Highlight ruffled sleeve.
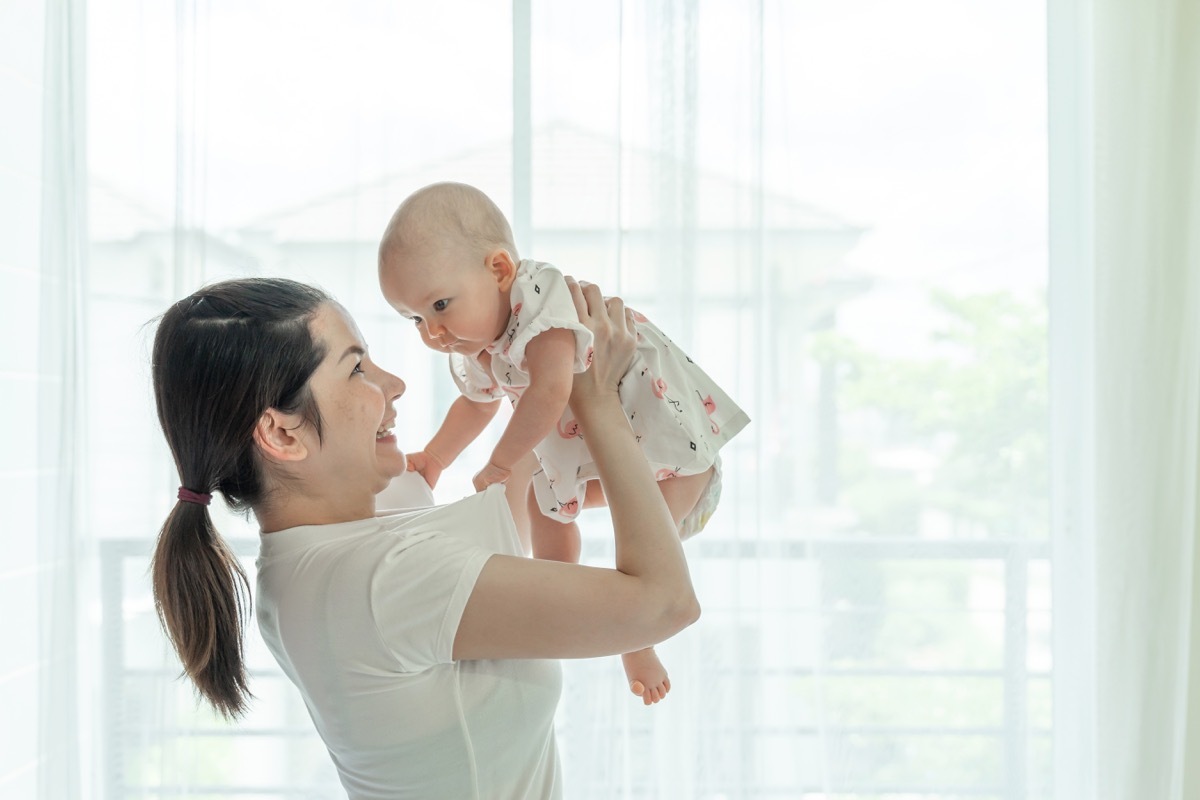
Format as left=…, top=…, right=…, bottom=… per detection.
left=448, top=353, right=501, bottom=403
left=502, top=261, right=594, bottom=373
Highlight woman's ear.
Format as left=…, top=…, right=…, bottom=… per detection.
left=488, top=248, right=518, bottom=291
left=252, top=408, right=310, bottom=463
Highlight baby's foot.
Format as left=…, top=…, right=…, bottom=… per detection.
left=622, top=647, right=671, bottom=705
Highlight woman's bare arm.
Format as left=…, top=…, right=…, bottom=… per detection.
left=453, top=281, right=699, bottom=660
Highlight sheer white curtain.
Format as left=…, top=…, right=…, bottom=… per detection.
left=0, top=2, right=51, bottom=798
left=1088, top=0, right=1200, bottom=796
left=533, top=1, right=1052, bottom=797
left=1050, top=0, right=1200, bottom=796
left=38, top=0, right=91, bottom=796
left=21, top=0, right=1159, bottom=798
left=1, top=0, right=93, bottom=798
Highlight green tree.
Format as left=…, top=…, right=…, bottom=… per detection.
left=813, top=290, right=1048, bottom=540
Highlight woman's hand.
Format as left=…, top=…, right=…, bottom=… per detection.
left=564, top=277, right=637, bottom=405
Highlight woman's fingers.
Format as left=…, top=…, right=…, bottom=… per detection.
left=565, top=276, right=605, bottom=313
left=581, top=282, right=604, bottom=320
left=604, top=293, right=626, bottom=324
left=566, top=276, right=610, bottom=331
left=564, top=275, right=637, bottom=395
left=565, top=276, right=588, bottom=321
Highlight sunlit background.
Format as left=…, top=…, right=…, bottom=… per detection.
left=9, top=0, right=1054, bottom=797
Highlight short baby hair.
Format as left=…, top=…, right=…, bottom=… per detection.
left=379, top=182, right=518, bottom=266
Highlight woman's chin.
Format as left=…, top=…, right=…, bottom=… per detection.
left=374, top=439, right=407, bottom=473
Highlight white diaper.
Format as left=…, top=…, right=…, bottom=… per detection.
left=678, top=455, right=723, bottom=540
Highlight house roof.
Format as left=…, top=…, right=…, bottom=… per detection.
left=90, top=178, right=173, bottom=241
left=241, top=122, right=862, bottom=243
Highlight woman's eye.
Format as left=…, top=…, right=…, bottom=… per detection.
left=432, top=299, right=448, bottom=312
left=352, top=362, right=364, bottom=376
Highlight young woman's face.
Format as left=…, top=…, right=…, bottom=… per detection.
left=303, top=303, right=408, bottom=495
left=380, top=244, right=512, bottom=356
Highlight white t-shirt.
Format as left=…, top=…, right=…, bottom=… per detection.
left=256, top=485, right=562, bottom=799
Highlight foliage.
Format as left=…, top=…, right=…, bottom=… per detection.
left=812, top=290, right=1048, bottom=540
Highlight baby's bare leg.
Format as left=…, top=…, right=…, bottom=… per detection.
left=659, top=467, right=716, bottom=529
left=579, top=468, right=712, bottom=530
left=528, top=483, right=582, bottom=563
left=622, top=466, right=715, bottom=704
left=504, top=452, right=538, bottom=556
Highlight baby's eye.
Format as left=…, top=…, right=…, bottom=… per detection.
left=432, top=299, right=449, bottom=312
left=411, top=316, right=423, bottom=326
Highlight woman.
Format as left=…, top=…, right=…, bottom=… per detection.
left=151, top=276, right=699, bottom=799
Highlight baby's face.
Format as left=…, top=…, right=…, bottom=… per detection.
left=381, top=246, right=511, bottom=357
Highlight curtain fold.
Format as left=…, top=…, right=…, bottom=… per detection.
left=1091, top=0, right=1200, bottom=797
left=37, top=0, right=89, bottom=798
left=44, top=0, right=1065, bottom=796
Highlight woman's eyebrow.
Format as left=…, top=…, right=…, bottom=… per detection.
left=337, top=345, right=366, bottom=363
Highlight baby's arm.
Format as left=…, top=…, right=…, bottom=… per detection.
left=473, top=328, right=577, bottom=491
left=411, top=395, right=501, bottom=488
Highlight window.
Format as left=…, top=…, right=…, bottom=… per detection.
left=84, top=1, right=1049, bottom=796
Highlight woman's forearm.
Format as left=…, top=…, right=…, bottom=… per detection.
left=572, top=392, right=699, bottom=621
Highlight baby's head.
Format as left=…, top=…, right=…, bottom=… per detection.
left=378, top=182, right=519, bottom=355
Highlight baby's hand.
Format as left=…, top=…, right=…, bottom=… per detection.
left=407, top=450, right=447, bottom=489
left=472, top=461, right=513, bottom=492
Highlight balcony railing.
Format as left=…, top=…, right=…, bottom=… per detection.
left=100, top=536, right=1051, bottom=799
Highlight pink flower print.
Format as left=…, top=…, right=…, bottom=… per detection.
left=560, top=497, right=580, bottom=517
left=656, top=468, right=678, bottom=480
left=701, top=394, right=716, bottom=414
left=558, top=418, right=581, bottom=439
left=651, top=377, right=668, bottom=399
left=512, top=302, right=522, bottom=317
left=585, top=346, right=594, bottom=367
left=710, top=421, right=721, bottom=435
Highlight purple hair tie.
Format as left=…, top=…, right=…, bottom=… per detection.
left=177, top=486, right=213, bottom=506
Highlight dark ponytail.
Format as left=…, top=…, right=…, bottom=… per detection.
left=150, top=278, right=329, bottom=718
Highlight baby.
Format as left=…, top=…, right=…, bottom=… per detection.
left=378, top=182, right=749, bottom=705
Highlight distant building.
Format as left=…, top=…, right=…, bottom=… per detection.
left=91, top=122, right=870, bottom=528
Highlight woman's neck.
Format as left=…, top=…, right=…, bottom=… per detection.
left=255, top=486, right=375, bottom=534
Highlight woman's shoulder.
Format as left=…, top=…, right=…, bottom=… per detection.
left=259, top=486, right=518, bottom=562
left=376, top=485, right=521, bottom=555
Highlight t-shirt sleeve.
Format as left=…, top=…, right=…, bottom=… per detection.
left=369, top=530, right=493, bottom=671
left=504, top=263, right=594, bottom=374
left=448, top=353, right=502, bottom=403
left=368, top=487, right=519, bottom=671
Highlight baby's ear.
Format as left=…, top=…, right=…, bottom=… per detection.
left=488, top=249, right=518, bottom=290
